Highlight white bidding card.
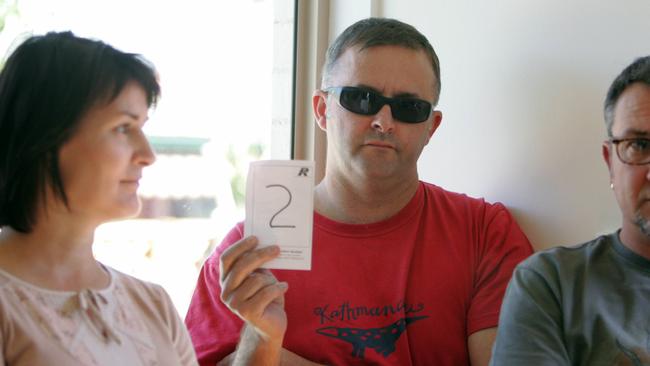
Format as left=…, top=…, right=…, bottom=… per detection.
left=245, top=160, right=314, bottom=270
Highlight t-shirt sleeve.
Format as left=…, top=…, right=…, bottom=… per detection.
left=489, top=261, right=570, bottom=365
left=185, top=224, right=246, bottom=366
left=466, top=203, right=533, bottom=334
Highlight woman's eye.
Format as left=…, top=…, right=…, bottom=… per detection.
left=116, top=124, right=129, bottom=133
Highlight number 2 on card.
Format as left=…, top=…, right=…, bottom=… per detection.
left=265, top=184, right=296, bottom=229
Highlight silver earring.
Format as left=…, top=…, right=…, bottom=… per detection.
left=610, top=183, right=614, bottom=190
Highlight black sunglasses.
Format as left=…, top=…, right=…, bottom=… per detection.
left=325, top=86, right=434, bottom=123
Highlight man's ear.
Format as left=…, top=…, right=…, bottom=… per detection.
left=603, top=141, right=614, bottom=181
left=313, top=89, right=328, bottom=132
left=425, top=110, right=443, bottom=143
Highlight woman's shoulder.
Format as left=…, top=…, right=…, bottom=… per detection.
left=102, top=265, right=171, bottom=307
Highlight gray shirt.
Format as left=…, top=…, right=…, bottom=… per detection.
left=490, top=232, right=650, bottom=366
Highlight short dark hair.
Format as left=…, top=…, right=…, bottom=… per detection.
left=0, top=31, right=160, bottom=233
left=604, top=56, right=650, bottom=136
left=321, top=17, right=441, bottom=105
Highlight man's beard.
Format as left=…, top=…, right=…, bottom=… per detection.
left=633, top=212, right=650, bottom=237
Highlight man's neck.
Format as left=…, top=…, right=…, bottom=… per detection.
left=619, top=225, right=650, bottom=261
left=314, top=171, right=420, bottom=224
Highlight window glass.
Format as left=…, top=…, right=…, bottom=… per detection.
left=0, top=0, right=295, bottom=315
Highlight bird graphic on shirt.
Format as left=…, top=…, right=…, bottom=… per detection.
left=315, top=316, right=428, bottom=359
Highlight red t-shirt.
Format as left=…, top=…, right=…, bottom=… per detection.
left=185, top=182, right=533, bottom=365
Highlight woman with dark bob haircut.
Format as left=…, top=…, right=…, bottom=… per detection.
left=0, top=32, right=197, bottom=365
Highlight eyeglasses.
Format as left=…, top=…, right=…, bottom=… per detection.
left=324, top=86, right=434, bottom=123
left=609, top=137, right=650, bottom=165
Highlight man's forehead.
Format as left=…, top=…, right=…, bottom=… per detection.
left=335, top=45, right=427, bottom=67
left=613, top=83, right=650, bottom=134
left=329, top=45, right=437, bottom=97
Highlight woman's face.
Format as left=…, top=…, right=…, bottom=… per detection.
left=56, top=81, right=155, bottom=224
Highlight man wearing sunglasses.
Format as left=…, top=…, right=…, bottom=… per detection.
left=490, top=57, right=650, bottom=365
left=186, top=18, right=532, bottom=366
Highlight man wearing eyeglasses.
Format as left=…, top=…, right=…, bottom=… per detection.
left=490, top=56, right=650, bottom=365
left=186, top=18, right=532, bottom=366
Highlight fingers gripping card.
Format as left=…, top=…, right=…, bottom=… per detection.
left=245, top=160, right=314, bottom=270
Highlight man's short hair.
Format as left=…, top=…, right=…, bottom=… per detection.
left=0, top=31, right=160, bottom=233
left=604, top=56, right=650, bottom=136
left=321, top=17, right=441, bottom=105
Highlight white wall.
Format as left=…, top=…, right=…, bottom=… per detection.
left=327, top=0, right=650, bottom=249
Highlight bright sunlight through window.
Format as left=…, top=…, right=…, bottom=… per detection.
left=0, top=0, right=295, bottom=316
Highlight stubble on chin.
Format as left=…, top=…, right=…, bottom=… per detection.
left=633, top=212, right=650, bottom=237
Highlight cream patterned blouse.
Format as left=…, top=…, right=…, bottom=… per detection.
left=0, top=265, right=197, bottom=366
